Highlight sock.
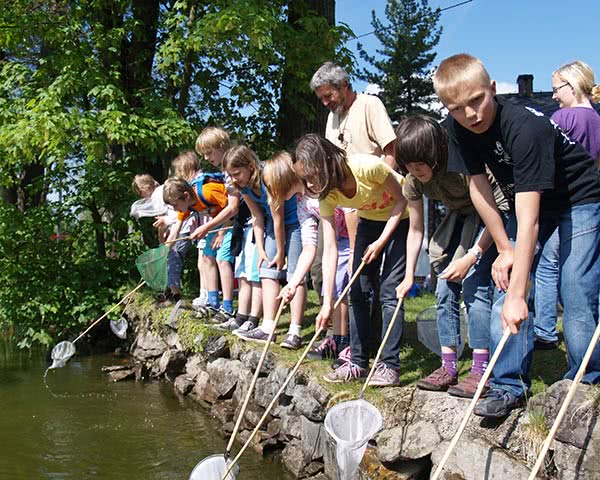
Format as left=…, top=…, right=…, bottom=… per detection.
left=247, top=315, right=260, bottom=328
left=200, top=289, right=208, bottom=302
left=471, top=351, right=489, bottom=375
left=441, top=351, right=458, bottom=377
left=223, top=299, right=234, bottom=314
left=236, top=313, right=249, bottom=324
left=208, top=291, right=220, bottom=309
left=260, top=319, right=274, bottom=334
left=333, top=335, right=349, bottom=351
left=288, top=323, right=301, bottom=337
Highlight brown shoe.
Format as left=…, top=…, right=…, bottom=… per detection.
left=448, top=370, right=489, bottom=398
left=417, top=366, right=458, bottom=391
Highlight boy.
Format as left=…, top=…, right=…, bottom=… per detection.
left=433, top=53, right=600, bottom=417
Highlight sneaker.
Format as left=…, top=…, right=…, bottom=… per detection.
left=473, top=388, right=526, bottom=418
left=332, top=346, right=352, bottom=369
left=281, top=334, right=302, bottom=350
left=534, top=336, right=559, bottom=350
left=233, top=319, right=258, bottom=335
left=448, top=370, right=489, bottom=398
left=416, top=366, right=458, bottom=392
left=192, top=296, right=208, bottom=309
left=157, top=292, right=181, bottom=308
left=323, top=361, right=367, bottom=384
left=307, top=336, right=337, bottom=360
left=367, top=362, right=401, bottom=387
left=209, top=307, right=235, bottom=325
left=215, top=317, right=243, bottom=331
left=234, top=326, right=276, bottom=344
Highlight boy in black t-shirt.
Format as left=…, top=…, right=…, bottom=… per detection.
left=433, top=53, right=600, bottom=418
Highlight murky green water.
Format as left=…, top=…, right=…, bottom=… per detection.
left=0, top=342, right=291, bottom=480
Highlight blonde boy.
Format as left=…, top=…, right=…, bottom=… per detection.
left=434, top=53, right=600, bottom=417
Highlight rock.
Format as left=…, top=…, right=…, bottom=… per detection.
left=165, top=331, right=183, bottom=350
left=211, top=399, right=235, bottom=425
left=132, top=331, right=167, bottom=360
left=307, top=380, right=331, bottom=408
left=184, top=354, right=206, bottom=380
left=103, top=365, right=137, bottom=382
left=282, top=439, right=309, bottom=478
left=292, top=385, right=325, bottom=421
left=430, top=436, right=534, bottom=479
left=192, top=370, right=219, bottom=404
left=231, top=367, right=253, bottom=408
left=174, top=373, right=195, bottom=395
left=280, top=410, right=302, bottom=442
left=554, top=437, right=600, bottom=480
left=229, top=340, right=245, bottom=360
left=204, top=335, right=229, bottom=360
left=207, top=358, right=244, bottom=398
left=378, top=420, right=441, bottom=461
left=156, top=349, right=187, bottom=378
left=255, top=366, right=293, bottom=408
left=301, top=416, right=327, bottom=461
left=358, top=448, right=429, bottom=480
left=240, top=348, right=276, bottom=374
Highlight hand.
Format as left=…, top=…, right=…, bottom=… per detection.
left=501, top=293, right=528, bottom=334
left=362, top=240, right=384, bottom=264
left=257, top=249, right=269, bottom=270
left=440, top=255, right=477, bottom=282
left=210, top=231, right=224, bottom=249
left=153, top=216, right=168, bottom=229
left=395, top=277, right=414, bottom=300
left=190, top=224, right=209, bottom=241
left=492, top=248, right=514, bottom=291
left=315, top=303, right=333, bottom=332
left=268, top=250, right=285, bottom=271
left=277, top=283, right=297, bottom=304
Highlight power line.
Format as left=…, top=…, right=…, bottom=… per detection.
left=347, top=0, right=473, bottom=41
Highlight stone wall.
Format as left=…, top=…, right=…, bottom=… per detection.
left=106, top=304, right=600, bottom=480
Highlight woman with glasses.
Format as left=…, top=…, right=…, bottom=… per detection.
left=532, top=61, right=600, bottom=351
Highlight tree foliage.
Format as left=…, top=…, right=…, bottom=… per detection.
left=0, top=0, right=348, bottom=346
left=356, top=0, right=442, bottom=121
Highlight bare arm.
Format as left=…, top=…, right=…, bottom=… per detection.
left=191, top=193, right=240, bottom=239
left=316, top=215, right=338, bottom=330
left=243, top=194, right=267, bottom=266
left=396, top=198, right=424, bottom=299
left=382, top=141, right=396, bottom=169
left=166, top=218, right=183, bottom=244
left=268, top=201, right=286, bottom=270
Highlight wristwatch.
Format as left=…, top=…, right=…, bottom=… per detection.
left=467, top=245, right=483, bottom=261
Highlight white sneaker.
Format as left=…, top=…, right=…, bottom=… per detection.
left=192, top=296, right=207, bottom=309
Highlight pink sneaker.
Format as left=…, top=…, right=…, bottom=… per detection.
left=332, top=346, right=352, bottom=369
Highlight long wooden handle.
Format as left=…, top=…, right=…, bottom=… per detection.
left=165, top=226, right=233, bottom=244
left=527, top=319, right=600, bottom=479
left=431, top=327, right=511, bottom=480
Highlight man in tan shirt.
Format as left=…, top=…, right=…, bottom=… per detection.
left=310, top=61, right=397, bottom=167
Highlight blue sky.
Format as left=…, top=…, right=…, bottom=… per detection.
left=337, top=0, right=600, bottom=95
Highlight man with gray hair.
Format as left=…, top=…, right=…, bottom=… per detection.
left=310, top=61, right=396, bottom=167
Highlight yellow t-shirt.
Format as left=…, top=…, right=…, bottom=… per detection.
left=319, top=154, right=409, bottom=222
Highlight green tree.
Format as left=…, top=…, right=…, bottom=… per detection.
left=357, top=0, right=442, bottom=120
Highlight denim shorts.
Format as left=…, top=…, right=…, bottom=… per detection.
left=201, top=229, right=234, bottom=262
left=260, top=219, right=302, bottom=282
left=234, top=224, right=260, bottom=283
left=320, top=236, right=350, bottom=299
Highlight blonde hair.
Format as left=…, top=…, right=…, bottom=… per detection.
left=222, top=145, right=261, bottom=192
left=132, top=174, right=159, bottom=196
left=195, top=127, right=231, bottom=154
left=162, top=177, right=194, bottom=207
left=263, top=151, right=299, bottom=210
left=171, top=150, right=201, bottom=181
left=553, top=61, right=600, bottom=104
left=433, top=53, right=492, bottom=104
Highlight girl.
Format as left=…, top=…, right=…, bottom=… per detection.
left=292, top=133, right=408, bottom=386
left=263, top=151, right=355, bottom=361
left=223, top=146, right=305, bottom=350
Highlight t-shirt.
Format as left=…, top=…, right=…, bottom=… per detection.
left=551, top=107, right=600, bottom=161
left=297, top=194, right=349, bottom=246
left=446, top=100, right=600, bottom=212
left=320, top=153, right=409, bottom=222
left=178, top=175, right=228, bottom=221
left=241, top=181, right=298, bottom=225
left=325, top=93, right=396, bottom=156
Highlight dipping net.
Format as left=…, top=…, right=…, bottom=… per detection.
left=324, top=399, right=383, bottom=480
left=189, top=454, right=239, bottom=480
left=135, top=244, right=169, bottom=291
left=49, top=340, right=76, bottom=369
left=416, top=305, right=468, bottom=358
left=110, top=317, right=128, bottom=339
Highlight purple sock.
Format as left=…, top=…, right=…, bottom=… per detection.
left=471, top=352, right=489, bottom=375
left=441, top=352, right=458, bottom=377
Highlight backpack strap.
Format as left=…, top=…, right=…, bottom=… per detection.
left=190, top=173, right=225, bottom=208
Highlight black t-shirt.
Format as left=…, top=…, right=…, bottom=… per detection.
left=446, top=100, right=600, bottom=212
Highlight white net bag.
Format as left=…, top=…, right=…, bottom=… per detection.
left=50, top=340, right=76, bottom=369
left=188, top=454, right=239, bottom=480
left=324, top=398, right=383, bottom=480
left=110, top=317, right=128, bottom=339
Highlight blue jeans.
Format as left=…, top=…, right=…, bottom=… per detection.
left=491, top=203, right=600, bottom=396
left=349, top=218, right=408, bottom=370
left=529, top=228, right=560, bottom=342
left=167, top=236, right=192, bottom=289
left=435, top=220, right=494, bottom=350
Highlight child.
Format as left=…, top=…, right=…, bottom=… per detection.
left=131, top=174, right=173, bottom=245
left=192, top=127, right=239, bottom=324
left=395, top=115, right=502, bottom=398
left=292, top=133, right=408, bottom=386
left=223, top=145, right=305, bottom=349
left=263, top=151, right=355, bottom=360
left=434, top=53, right=600, bottom=417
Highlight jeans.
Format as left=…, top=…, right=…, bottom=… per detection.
left=435, top=220, right=494, bottom=350
left=349, top=218, right=408, bottom=370
left=530, top=227, right=560, bottom=342
left=167, top=236, right=192, bottom=289
left=491, top=203, right=600, bottom=396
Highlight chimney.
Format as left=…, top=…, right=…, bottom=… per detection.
left=517, top=74, right=534, bottom=97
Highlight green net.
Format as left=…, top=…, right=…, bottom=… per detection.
left=135, top=244, right=169, bottom=291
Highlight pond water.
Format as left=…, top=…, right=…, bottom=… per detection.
left=0, top=342, right=291, bottom=479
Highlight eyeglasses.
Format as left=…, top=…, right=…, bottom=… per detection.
left=552, top=83, right=570, bottom=94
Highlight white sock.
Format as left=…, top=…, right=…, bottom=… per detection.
left=288, top=323, right=302, bottom=337
left=260, top=319, right=274, bottom=333
left=199, top=289, right=208, bottom=302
